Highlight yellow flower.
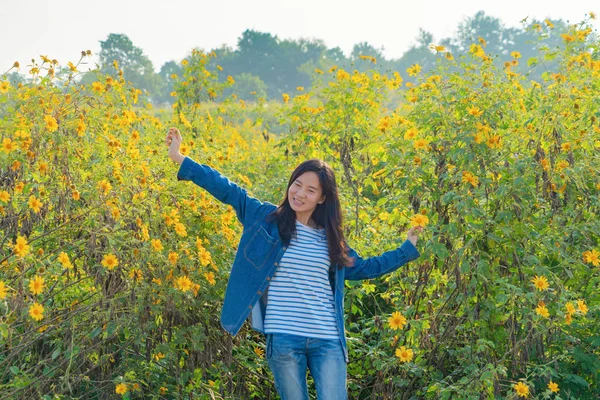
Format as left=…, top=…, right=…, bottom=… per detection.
left=29, top=275, right=45, bottom=295
left=14, top=235, right=30, bottom=257
left=97, top=180, right=112, bottom=195
left=199, top=248, right=212, bottom=267
left=72, top=190, right=80, bottom=201
left=531, top=275, right=549, bottom=291
left=44, top=115, right=58, bottom=132
left=388, top=311, right=407, bottom=330
left=205, top=271, right=216, bottom=285
left=129, top=269, right=143, bottom=282
left=565, top=313, right=572, bottom=325
left=58, top=252, right=72, bottom=269
left=28, top=195, right=43, bottom=213
left=406, top=64, right=421, bottom=76
left=296, top=86, right=304, bottom=91
left=548, top=381, right=559, bottom=393
left=0, top=281, right=8, bottom=299
left=565, top=302, right=576, bottom=316
left=540, top=159, right=550, bottom=171
left=282, top=93, right=290, bottom=103
left=410, top=214, right=429, bottom=228
left=176, top=276, right=193, bottom=292
left=0, top=191, right=10, bottom=203
left=38, top=162, right=49, bottom=174
left=462, top=172, right=479, bottom=187
left=174, top=223, right=187, bottom=237
left=151, top=239, right=164, bottom=251
left=76, top=121, right=86, bottom=136
left=413, top=138, right=429, bottom=151
left=254, top=346, right=264, bottom=357
left=395, top=346, right=414, bottom=362
left=513, top=381, right=529, bottom=397
left=67, top=61, right=78, bottom=72
left=582, top=249, right=600, bottom=266
left=238, top=174, right=252, bottom=187
left=115, top=383, right=127, bottom=395
left=101, top=254, right=119, bottom=270
left=2, top=138, right=16, bottom=154
left=535, top=301, right=550, bottom=318
left=577, top=299, right=588, bottom=315
left=29, top=302, right=45, bottom=321
left=467, top=106, right=483, bottom=117
left=168, top=252, right=178, bottom=265
left=92, top=82, right=104, bottom=92
left=545, top=19, right=554, bottom=28
left=336, top=69, right=350, bottom=80
left=0, top=81, right=10, bottom=93
left=511, top=51, right=521, bottom=59
left=159, top=386, right=168, bottom=395
left=404, top=127, right=418, bottom=140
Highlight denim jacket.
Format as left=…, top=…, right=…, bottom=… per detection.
left=177, top=156, right=420, bottom=362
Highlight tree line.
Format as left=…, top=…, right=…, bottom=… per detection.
left=10, top=11, right=580, bottom=105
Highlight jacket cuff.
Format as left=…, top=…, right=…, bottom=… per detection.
left=176, top=156, right=192, bottom=181
left=400, top=239, right=420, bottom=261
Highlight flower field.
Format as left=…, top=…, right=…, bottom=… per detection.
left=1, top=17, right=599, bottom=399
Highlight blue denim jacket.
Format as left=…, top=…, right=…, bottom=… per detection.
left=177, top=156, right=420, bottom=362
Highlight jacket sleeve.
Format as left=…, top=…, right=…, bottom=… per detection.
left=176, top=156, right=271, bottom=226
left=344, top=240, right=420, bottom=281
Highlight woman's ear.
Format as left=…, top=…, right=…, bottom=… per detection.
left=318, top=195, right=326, bottom=204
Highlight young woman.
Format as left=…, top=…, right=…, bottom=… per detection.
left=166, top=127, right=423, bottom=399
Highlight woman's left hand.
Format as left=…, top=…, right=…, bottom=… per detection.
left=407, top=226, right=424, bottom=247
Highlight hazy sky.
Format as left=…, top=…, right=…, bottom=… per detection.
left=1, top=0, right=598, bottom=73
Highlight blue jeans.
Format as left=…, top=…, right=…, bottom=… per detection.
left=266, top=333, right=347, bottom=400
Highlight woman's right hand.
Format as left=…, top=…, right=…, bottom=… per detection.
left=166, top=127, right=185, bottom=165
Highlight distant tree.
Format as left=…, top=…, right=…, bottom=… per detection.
left=98, top=33, right=161, bottom=102
left=223, top=72, right=268, bottom=102
left=155, top=61, right=183, bottom=105
left=217, top=30, right=326, bottom=98
left=391, top=29, right=437, bottom=76
left=4, top=72, right=25, bottom=86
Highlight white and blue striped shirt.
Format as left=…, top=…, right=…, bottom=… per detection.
left=264, top=220, right=339, bottom=339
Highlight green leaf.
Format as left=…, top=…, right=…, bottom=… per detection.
left=52, top=348, right=61, bottom=360
left=527, top=57, right=538, bottom=67
left=10, top=366, right=19, bottom=375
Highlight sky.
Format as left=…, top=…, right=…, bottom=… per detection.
left=0, top=0, right=598, bottom=73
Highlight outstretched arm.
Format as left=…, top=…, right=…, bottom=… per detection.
left=345, top=226, right=423, bottom=280
left=167, top=128, right=272, bottom=226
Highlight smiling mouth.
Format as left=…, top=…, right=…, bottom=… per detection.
left=293, top=197, right=304, bottom=205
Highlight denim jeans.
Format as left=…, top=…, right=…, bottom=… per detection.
left=266, top=333, right=347, bottom=400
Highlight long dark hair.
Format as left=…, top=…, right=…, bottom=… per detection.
left=267, top=159, right=354, bottom=268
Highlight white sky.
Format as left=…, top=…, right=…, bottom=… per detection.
left=0, top=0, right=598, bottom=73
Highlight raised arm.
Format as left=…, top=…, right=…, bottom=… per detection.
left=167, top=128, right=273, bottom=226
left=344, top=227, right=422, bottom=280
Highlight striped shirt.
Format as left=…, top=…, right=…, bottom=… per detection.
left=264, top=220, right=339, bottom=339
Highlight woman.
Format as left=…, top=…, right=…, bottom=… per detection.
left=166, top=127, right=423, bottom=399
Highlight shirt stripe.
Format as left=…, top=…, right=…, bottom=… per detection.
left=264, top=221, right=339, bottom=339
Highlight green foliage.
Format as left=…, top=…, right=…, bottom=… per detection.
left=1, top=14, right=599, bottom=400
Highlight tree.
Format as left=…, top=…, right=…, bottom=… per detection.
left=98, top=33, right=160, bottom=102
left=155, top=61, right=182, bottom=105
left=391, top=29, right=437, bottom=75
left=223, top=73, right=268, bottom=102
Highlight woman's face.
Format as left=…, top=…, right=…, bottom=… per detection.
left=288, top=171, right=325, bottom=218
